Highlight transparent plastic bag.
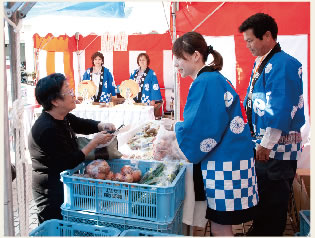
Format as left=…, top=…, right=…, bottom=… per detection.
left=153, top=125, right=187, bottom=161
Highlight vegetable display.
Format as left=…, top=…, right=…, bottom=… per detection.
left=139, top=162, right=183, bottom=186
left=82, top=159, right=142, bottom=183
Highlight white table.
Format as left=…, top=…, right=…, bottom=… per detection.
left=72, top=104, right=155, bottom=138
left=31, top=104, right=155, bottom=139
left=72, top=104, right=155, bottom=128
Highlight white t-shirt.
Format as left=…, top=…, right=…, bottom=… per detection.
left=91, top=72, right=101, bottom=96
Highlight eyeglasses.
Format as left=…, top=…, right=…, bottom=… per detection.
left=61, top=89, right=75, bottom=97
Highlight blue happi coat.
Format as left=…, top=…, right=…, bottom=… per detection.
left=244, top=50, right=305, bottom=160
left=175, top=69, right=258, bottom=212
left=130, top=68, right=162, bottom=104
left=82, top=66, right=116, bottom=103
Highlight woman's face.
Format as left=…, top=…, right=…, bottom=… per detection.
left=59, top=81, right=76, bottom=112
left=93, top=56, right=103, bottom=67
left=174, top=52, right=196, bottom=78
left=138, top=56, right=148, bottom=69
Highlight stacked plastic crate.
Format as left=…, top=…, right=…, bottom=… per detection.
left=60, top=159, right=186, bottom=235
left=296, top=210, right=310, bottom=236
left=29, top=219, right=121, bottom=236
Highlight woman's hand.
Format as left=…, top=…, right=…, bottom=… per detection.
left=92, top=131, right=114, bottom=146
left=81, top=131, right=114, bottom=157
left=98, top=122, right=116, bottom=132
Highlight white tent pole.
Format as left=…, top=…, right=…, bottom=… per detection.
left=75, top=32, right=82, bottom=82
left=172, top=2, right=179, bottom=121
left=192, top=2, right=225, bottom=32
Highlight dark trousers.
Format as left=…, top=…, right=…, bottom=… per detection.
left=247, top=155, right=297, bottom=236
left=32, top=189, right=63, bottom=224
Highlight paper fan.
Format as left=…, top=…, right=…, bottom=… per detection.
left=78, top=80, right=97, bottom=98
left=119, top=80, right=140, bottom=99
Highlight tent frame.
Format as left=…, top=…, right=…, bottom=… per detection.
left=4, top=2, right=35, bottom=236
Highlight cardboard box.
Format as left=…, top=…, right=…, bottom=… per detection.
left=289, top=168, right=310, bottom=232
left=296, top=168, right=310, bottom=197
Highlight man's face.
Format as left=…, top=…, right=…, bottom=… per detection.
left=243, top=28, right=268, bottom=57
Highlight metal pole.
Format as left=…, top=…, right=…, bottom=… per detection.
left=172, top=2, right=179, bottom=121
left=3, top=19, right=15, bottom=237
left=6, top=2, right=21, bottom=235
left=8, top=2, right=19, bottom=101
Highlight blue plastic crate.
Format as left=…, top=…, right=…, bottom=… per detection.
left=29, top=219, right=121, bottom=236
left=119, top=229, right=184, bottom=236
left=61, top=202, right=184, bottom=235
left=299, top=210, right=310, bottom=236
left=60, top=159, right=186, bottom=222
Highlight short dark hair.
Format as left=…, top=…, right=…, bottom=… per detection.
left=137, top=53, right=150, bottom=66
left=239, top=13, right=278, bottom=40
left=35, top=73, right=66, bottom=111
left=91, top=51, right=104, bottom=66
left=172, top=31, right=223, bottom=71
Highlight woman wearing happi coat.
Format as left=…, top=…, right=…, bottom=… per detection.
left=129, top=53, right=162, bottom=106
left=82, top=51, right=116, bottom=103
left=158, top=32, right=259, bottom=236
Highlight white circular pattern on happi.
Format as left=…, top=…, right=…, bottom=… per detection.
left=265, top=63, right=273, bottom=74
left=104, top=81, right=107, bottom=88
left=200, top=138, right=217, bottom=153
left=230, top=116, right=245, bottom=134
left=144, top=84, right=150, bottom=91
left=253, top=99, right=265, bottom=117
left=298, top=95, right=304, bottom=109
left=153, top=84, right=159, bottom=90
left=224, top=91, right=233, bottom=107
left=291, top=105, right=298, bottom=119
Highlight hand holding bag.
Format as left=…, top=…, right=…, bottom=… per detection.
left=76, top=136, right=122, bottom=160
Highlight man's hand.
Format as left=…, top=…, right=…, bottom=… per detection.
left=256, top=144, right=271, bottom=162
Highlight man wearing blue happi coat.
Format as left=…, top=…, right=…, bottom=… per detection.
left=239, top=13, right=305, bottom=236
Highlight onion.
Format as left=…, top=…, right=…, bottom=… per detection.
left=132, top=170, right=142, bottom=182
left=98, top=164, right=110, bottom=175
left=86, top=160, right=101, bottom=174
left=121, top=165, right=134, bottom=175
left=94, top=172, right=106, bottom=180
left=124, top=174, right=134, bottom=183
left=106, top=171, right=114, bottom=180
left=113, top=172, right=124, bottom=182
left=97, top=161, right=111, bottom=175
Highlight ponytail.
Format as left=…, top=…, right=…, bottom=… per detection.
left=172, top=32, right=224, bottom=71
left=207, top=45, right=223, bottom=71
